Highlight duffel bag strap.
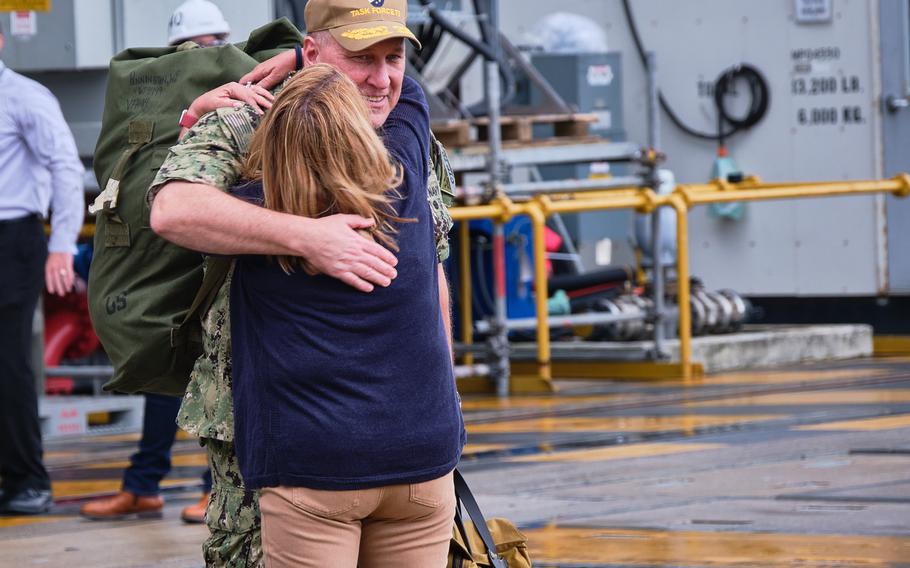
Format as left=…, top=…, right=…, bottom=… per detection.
left=454, top=469, right=508, bottom=568
left=89, top=120, right=154, bottom=215
left=452, top=508, right=471, bottom=568
left=170, top=257, right=232, bottom=347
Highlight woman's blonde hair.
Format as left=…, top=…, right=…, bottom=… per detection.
left=241, top=63, right=404, bottom=274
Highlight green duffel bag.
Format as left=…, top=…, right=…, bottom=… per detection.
left=88, top=19, right=302, bottom=396
left=449, top=471, right=532, bottom=568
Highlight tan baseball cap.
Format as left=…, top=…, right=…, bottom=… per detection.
left=305, top=0, right=421, bottom=52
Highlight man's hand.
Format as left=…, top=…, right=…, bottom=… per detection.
left=301, top=215, right=399, bottom=293
left=151, top=182, right=398, bottom=293
left=239, top=50, right=298, bottom=90
left=45, top=252, right=74, bottom=297
left=189, top=82, right=274, bottom=118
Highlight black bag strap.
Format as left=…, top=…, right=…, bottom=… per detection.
left=454, top=469, right=507, bottom=568
left=170, top=257, right=232, bottom=347
left=452, top=508, right=469, bottom=568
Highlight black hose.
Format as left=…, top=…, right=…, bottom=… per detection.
left=714, top=64, right=770, bottom=146
left=621, top=0, right=769, bottom=142
left=472, top=0, right=491, bottom=44
left=418, top=0, right=498, bottom=62
left=417, top=0, right=516, bottom=107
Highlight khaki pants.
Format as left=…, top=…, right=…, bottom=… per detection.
left=260, top=471, right=456, bottom=568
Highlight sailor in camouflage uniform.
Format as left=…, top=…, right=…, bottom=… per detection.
left=150, top=77, right=455, bottom=567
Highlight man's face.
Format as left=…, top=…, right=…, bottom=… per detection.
left=313, top=37, right=405, bottom=129
left=186, top=34, right=226, bottom=48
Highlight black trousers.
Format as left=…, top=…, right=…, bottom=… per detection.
left=122, top=393, right=213, bottom=496
left=0, top=214, right=51, bottom=492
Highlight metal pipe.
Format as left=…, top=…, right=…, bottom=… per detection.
left=450, top=203, right=510, bottom=221
left=546, top=213, right=585, bottom=273
left=449, top=175, right=910, bottom=386
left=111, top=0, right=126, bottom=54
left=458, top=221, right=474, bottom=366
left=491, top=222, right=509, bottom=397
left=645, top=51, right=666, bottom=358
left=650, top=212, right=666, bottom=357
left=476, top=310, right=649, bottom=333
left=678, top=177, right=910, bottom=204
left=46, top=365, right=114, bottom=377
left=453, top=342, right=492, bottom=354
left=503, top=176, right=647, bottom=196
left=646, top=52, right=661, bottom=152
left=447, top=142, right=645, bottom=173
left=542, top=192, right=651, bottom=215
left=483, top=0, right=509, bottom=397
left=453, top=364, right=492, bottom=379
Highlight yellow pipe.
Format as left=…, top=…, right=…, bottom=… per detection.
left=526, top=201, right=552, bottom=380
left=458, top=220, right=474, bottom=366
left=447, top=174, right=910, bottom=386
left=542, top=193, right=651, bottom=215
left=545, top=188, right=643, bottom=202
left=449, top=203, right=509, bottom=222
left=668, top=194, right=693, bottom=384
left=677, top=177, right=910, bottom=205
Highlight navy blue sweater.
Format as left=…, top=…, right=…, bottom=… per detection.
left=230, top=77, right=465, bottom=491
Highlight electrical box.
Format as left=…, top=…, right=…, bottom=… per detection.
left=531, top=52, right=624, bottom=139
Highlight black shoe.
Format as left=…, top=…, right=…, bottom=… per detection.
left=0, top=488, right=53, bottom=515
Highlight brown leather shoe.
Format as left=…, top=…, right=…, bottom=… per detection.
left=180, top=492, right=209, bottom=524
left=79, top=491, right=163, bottom=520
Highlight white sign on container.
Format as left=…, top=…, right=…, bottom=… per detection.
left=795, top=0, right=833, bottom=24
left=10, top=10, right=37, bottom=36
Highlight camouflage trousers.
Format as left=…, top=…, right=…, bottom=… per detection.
left=202, top=438, right=262, bottom=568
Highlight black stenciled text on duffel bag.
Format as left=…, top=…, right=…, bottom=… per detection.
left=87, top=19, right=302, bottom=396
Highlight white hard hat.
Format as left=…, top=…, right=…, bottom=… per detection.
left=168, top=0, right=230, bottom=46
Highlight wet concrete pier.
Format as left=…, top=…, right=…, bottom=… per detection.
left=2, top=357, right=909, bottom=567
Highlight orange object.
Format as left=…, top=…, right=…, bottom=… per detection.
left=180, top=492, right=210, bottom=524
left=79, top=491, right=164, bottom=520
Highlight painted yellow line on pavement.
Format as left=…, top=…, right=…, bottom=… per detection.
left=461, top=395, right=624, bottom=411
left=52, top=480, right=122, bottom=498
left=469, top=415, right=780, bottom=434
left=0, top=516, right=68, bottom=529
left=508, top=442, right=724, bottom=463
left=693, top=368, right=889, bottom=386
left=83, top=452, right=208, bottom=470
left=523, top=526, right=910, bottom=567
left=91, top=433, right=141, bottom=443
left=463, top=443, right=510, bottom=454
left=52, top=478, right=199, bottom=499
left=44, top=451, right=81, bottom=461
left=688, top=389, right=910, bottom=407
left=797, top=414, right=910, bottom=431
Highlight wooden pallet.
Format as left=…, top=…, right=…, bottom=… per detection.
left=431, top=113, right=599, bottom=149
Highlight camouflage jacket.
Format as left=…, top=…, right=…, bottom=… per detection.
left=150, top=102, right=455, bottom=442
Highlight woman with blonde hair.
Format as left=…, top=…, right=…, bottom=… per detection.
left=229, top=63, right=465, bottom=567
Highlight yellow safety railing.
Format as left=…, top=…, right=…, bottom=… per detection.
left=452, top=175, right=910, bottom=390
